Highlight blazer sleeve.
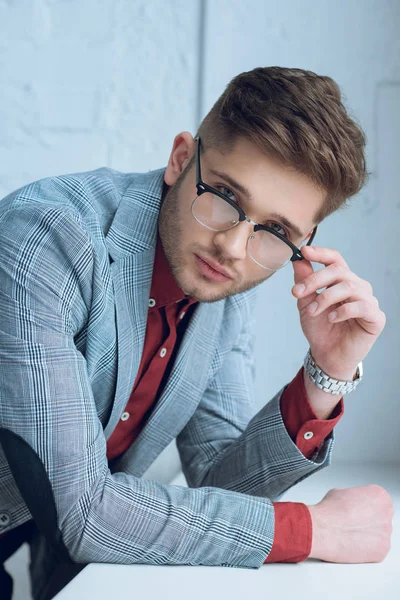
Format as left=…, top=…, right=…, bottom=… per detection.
left=175, top=288, right=335, bottom=500
left=0, top=202, right=275, bottom=568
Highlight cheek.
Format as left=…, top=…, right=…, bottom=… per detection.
left=246, top=257, right=274, bottom=282
left=180, top=194, right=199, bottom=235
left=243, top=254, right=261, bottom=273
left=181, top=207, right=212, bottom=245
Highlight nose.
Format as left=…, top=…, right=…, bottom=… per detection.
left=212, top=221, right=253, bottom=262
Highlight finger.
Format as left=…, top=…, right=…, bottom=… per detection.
left=301, top=245, right=349, bottom=269
left=303, top=281, right=358, bottom=317
left=329, top=301, right=386, bottom=335
left=292, top=253, right=314, bottom=287
left=303, top=279, right=372, bottom=317
left=292, top=263, right=361, bottom=300
left=313, top=282, right=379, bottom=318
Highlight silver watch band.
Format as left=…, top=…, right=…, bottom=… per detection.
left=304, top=348, right=363, bottom=395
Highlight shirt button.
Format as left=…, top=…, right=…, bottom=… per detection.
left=179, top=311, right=186, bottom=319
left=160, top=348, right=167, bottom=358
left=304, top=431, right=314, bottom=440
left=0, top=512, right=11, bottom=528
left=120, top=412, right=130, bottom=421
left=148, top=298, right=156, bottom=308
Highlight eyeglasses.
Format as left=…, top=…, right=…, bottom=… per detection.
left=192, top=137, right=318, bottom=271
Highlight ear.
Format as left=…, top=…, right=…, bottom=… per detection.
left=164, top=132, right=196, bottom=186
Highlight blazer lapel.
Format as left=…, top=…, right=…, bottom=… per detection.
left=103, top=165, right=226, bottom=474
left=103, top=168, right=165, bottom=439
left=112, top=298, right=225, bottom=476
left=104, top=250, right=154, bottom=440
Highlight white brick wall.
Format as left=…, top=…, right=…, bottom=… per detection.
left=0, top=0, right=199, bottom=194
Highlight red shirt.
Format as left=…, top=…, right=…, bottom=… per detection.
left=106, top=233, right=344, bottom=563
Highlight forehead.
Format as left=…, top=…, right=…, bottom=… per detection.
left=201, top=137, right=326, bottom=235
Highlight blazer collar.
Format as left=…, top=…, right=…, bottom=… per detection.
left=105, top=167, right=167, bottom=263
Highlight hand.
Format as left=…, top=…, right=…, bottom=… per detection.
left=308, top=485, right=394, bottom=563
left=291, top=245, right=386, bottom=380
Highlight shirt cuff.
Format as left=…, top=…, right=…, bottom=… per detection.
left=280, top=366, right=344, bottom=459
left=264, top=502, right=312, bottom=563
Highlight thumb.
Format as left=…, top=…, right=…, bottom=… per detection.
left=292, top=255, right=314, bottom=286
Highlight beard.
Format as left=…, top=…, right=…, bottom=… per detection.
left=158, top=172, right=275, bottom=303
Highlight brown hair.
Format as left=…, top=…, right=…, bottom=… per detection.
left=194, top=66, right=368, bottom=225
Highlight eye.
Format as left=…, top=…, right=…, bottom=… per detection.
left=217, top=185, right=238, bottom=203
left=265, top=221, right=290, bottom=238
left=216, top=185, right=290, bottom=239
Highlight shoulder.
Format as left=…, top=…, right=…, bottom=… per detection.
left=0, top=167, right=136, bottom=224
left=224, top=286, right=259, bottom=321
left=212, top=286, right=259, bottom=350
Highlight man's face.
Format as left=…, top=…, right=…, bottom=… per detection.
left=159, top=133, right=325, bottom=303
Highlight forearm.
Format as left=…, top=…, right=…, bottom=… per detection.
left=195, top=386, right=334, bottom=499
left=64, top=469, right=275, bottom=567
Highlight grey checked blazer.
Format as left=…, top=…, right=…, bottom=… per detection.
left=0, top=166, right=335, bottom=569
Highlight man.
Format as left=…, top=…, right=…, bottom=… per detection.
left=0, top=66, right=393, bottom=600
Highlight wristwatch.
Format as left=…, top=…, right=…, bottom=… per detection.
left=304, top=348, right=363, bottom=395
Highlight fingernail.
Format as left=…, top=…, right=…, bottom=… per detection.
left=294, top=283, right=306, bottom=295
left=308, top=301, right=318, bottom=314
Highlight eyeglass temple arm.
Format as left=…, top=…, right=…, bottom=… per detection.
left=195, top=137, right=202, bottom=188
left=308, top=225, right=318, bottom=246
left=292, top=225, right=318, bottom=262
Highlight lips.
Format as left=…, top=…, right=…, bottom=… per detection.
left=196, top=254, right=233, bottom=279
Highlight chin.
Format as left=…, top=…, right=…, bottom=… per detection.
left=172, top=254, right=240, bottom=302
left=191, top=277, right=237, bottom=303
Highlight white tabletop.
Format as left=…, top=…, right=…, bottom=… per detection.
left=55, top=462, right=400, bottom=600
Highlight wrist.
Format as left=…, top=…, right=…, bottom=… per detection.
left=307, top=503, right=326, bottom=560
left=315, top=366, right=357, bottom=382
left=303, top=368, right=343, bottom=420
left=308, top=353, right=358, bottom=383
left=304, top=348, right=363, bottom=401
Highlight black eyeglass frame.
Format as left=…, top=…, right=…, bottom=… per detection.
left=194, top=137, right=318, bottom=263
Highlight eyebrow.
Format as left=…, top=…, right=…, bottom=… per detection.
left=208, top=167, right=305, bottom=239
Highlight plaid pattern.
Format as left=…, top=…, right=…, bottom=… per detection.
left=0, top=166, right=335, bottom=568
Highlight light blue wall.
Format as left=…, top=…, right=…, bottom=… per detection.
left=0, top=1, right=398, bottom=477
